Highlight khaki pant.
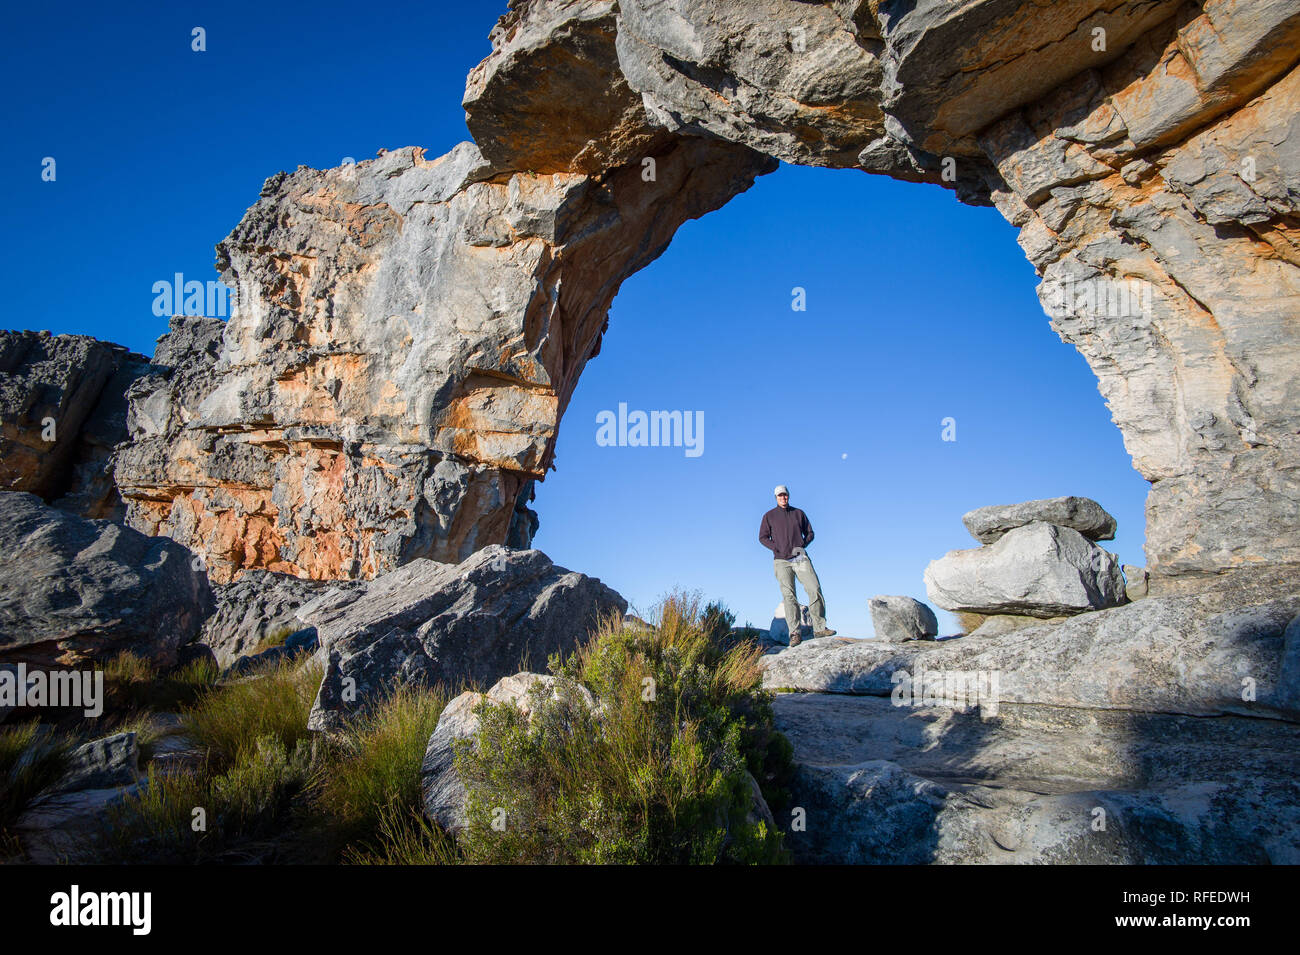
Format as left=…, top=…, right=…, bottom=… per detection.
left=774, top=556, right=827, bottom=635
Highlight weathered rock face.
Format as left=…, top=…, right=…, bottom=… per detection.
left=101, top=0, right=1299, bottom=589
left=775, top=694, right=1300, bottom=864
left=925, top=521, right=1126, bottom=617
left=306, top=544, right=626, bottom=730
left=0, top=492, right=213, bottom=668
left=0, top=331, right=149, bottom=521
left=767, top=565, right=1300, bottom=863
left=113, top=136, right=772, bottom=584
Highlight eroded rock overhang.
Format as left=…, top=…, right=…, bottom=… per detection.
left=115, top=0, right=1300, bottom=585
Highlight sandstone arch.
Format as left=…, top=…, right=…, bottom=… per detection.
left=114, top=0, right=1300, bottom=588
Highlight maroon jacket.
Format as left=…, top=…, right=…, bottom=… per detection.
left=759, top=505, right=814, bottom=561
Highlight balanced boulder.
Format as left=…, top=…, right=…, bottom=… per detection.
left=0, top=491, right=213, bottom=667
left=962, top=496, right=1116, bottom=545
left=306, top=545, right=625, bottom=730
left=924, top=521, right=1125, bottom=618
left=868, top=596, right=939, bottom=642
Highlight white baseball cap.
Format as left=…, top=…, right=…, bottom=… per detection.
left=774, top=485, right=789, bottom=496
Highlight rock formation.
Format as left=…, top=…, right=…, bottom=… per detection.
left=764, top=571, right=1300, bottom=862
left=925, top=520, right=1127, bottom=617
left=0, top=331, right=149, bottom=521
left=200, top=570, right=364, bottom=668
left=94, top=0, right=1298, bottom=594
left=0, top=492, right=213, bottom=669
left=113, top=139, right=772, bottom=584
left=305, top=544, right=626, bottom=730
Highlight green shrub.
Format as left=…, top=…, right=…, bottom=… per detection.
left=452, top=592, right=792, bottom=864
left=94, top=659, right=322, bottom=862
left=97, top=734, right=316, bottom=864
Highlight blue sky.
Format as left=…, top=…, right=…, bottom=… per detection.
left=5, top=1, right=1150, bottom=636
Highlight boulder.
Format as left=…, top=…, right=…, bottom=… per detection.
left=0, top=492, right=213, bottom=668
left=868, top=596, right=938, bottom=642
left=962, top=496, right=1117, bottom=544
left=1123, top=564, right=1150, bottom=602
left=307, top=545, right=625, bottom=730
left=421, top=671, right=595, bottom=834
left=12, top=784, right=143, bottom=864
left=924, top=522, right=1125, bottom=618
left=200, top=570, right=364, bottom=668
left=55, top=732, right=139, bottom=792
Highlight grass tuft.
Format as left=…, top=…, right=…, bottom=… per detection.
left=0, top=722, right=70, bottom=830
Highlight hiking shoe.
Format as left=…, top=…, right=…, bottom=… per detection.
left=813, top=628, right=837, bottom=638
left=788, top=631, right=802, bottom=648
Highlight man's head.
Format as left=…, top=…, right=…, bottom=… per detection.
left=774, top=484, right=789, bottom=508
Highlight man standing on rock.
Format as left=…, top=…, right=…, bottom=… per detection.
left=759, top=485, right=835, bottom=646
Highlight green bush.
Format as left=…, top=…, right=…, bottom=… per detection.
left=452, top=592, right=792, bottom=864
left=97, top=734, right=317, bottom=864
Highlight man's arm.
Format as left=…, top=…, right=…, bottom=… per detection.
left=759, top=513, right=776, bottom=552
left=800, top=511, right=814, bottom=547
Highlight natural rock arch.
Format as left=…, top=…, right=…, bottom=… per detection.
left=114, top=0, right=1300, bottom=588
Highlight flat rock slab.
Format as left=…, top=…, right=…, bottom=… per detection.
left=962, top=496, right=1117, bottom=543
left=774, top=693, right=1300, bottom=864
left=764, top=580, right=1300, bottom=721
